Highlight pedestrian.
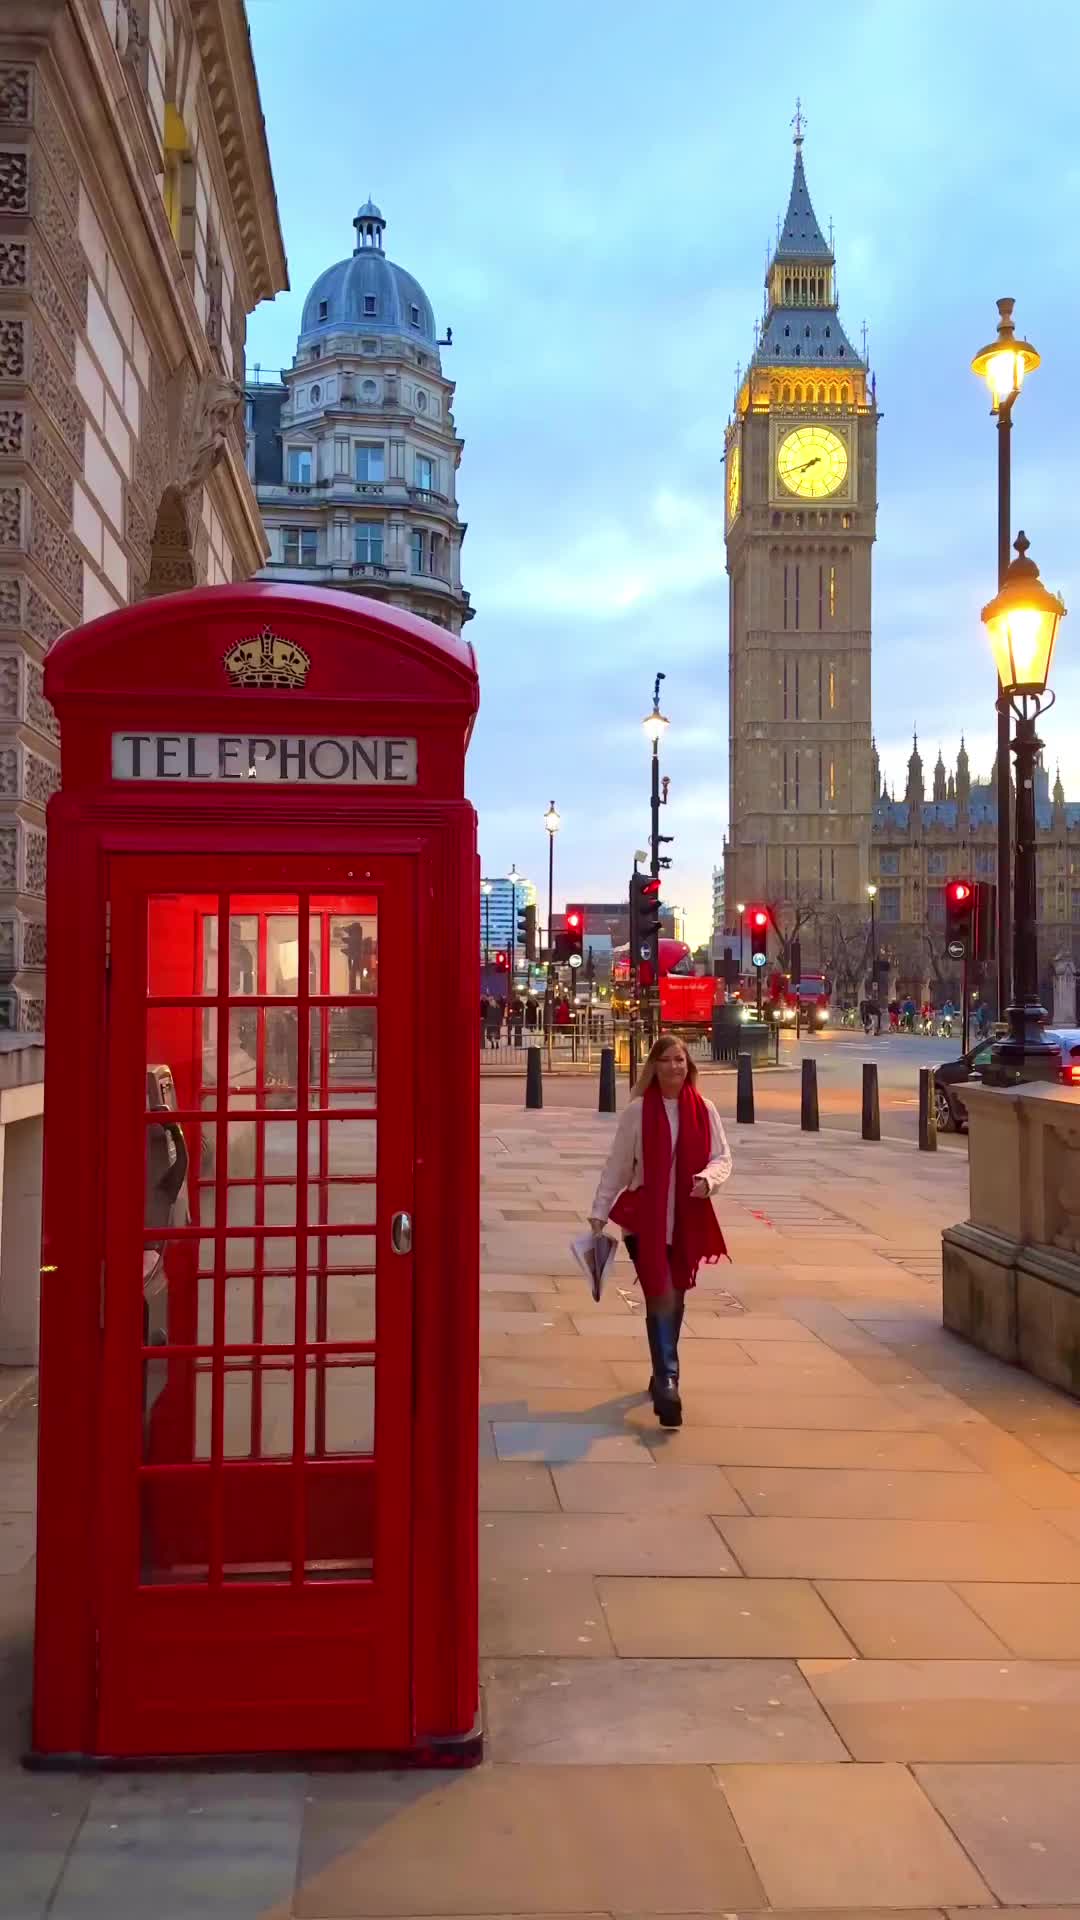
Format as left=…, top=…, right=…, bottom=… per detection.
left=511, top=997, right=524, bottom=1046
left=485, top=997, right=502, bottom=1049
left=588, top=1035, right=731, bottom=1429
left=859, top=996, right=873, bottom=1034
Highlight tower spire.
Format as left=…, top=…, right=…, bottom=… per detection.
left=791, top=96, right=806, bottom=146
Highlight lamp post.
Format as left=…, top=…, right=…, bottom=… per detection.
left=972, top=298, right=1040, bottom=1019
left=481, top=880, right=492, bottom=967
left=642, top=674, right=670, bottom=1043
left=507, top=863, right=521, bottom=993
left=735, top=901, right=745, bottom=978
left=981, top=531, right=1066, bottom=1078
left=543, top=800, right=561, bottom=1058
left=866, top=884, right=880, bottom=1032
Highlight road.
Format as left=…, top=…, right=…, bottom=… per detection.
left=481, top=1026, right=971, bottom=1153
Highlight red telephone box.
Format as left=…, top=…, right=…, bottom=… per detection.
left=32, top=584, right=480, bottom=1763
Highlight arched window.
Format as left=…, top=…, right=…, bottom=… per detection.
left=841, top=382, right=850, bottom=403
left=782, top=383, right=791, bottom=404
left=770, top=380, right=780, bottom=403
left=794, top=383, right=803, bottom=403
left=817, top=384, right=825, bottom=403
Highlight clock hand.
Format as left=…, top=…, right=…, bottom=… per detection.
left=789, top=455, right=822, bottom=473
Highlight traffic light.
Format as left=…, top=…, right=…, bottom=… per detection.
left=630, top=874, right=662, bottom=963
left=747, top=905, right=769, bottom=963
left=945, top=878, right=975, bottom=953
left=494, top=949, right=509, bottom=973
left=564, top=905, right=584, bottom=961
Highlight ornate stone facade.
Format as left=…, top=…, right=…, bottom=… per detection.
left=246, top=199, right=472, bottom=634
left=0, top=2, right=287, bottom=1027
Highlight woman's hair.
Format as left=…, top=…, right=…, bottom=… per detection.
left=632, top=1033, right=698, bottom=1099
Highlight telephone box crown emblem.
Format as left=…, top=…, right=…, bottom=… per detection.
left=224, top=628, right=310, bottom=690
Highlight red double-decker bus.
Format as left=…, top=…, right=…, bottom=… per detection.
left=611, top=939, right=719, bottom=1026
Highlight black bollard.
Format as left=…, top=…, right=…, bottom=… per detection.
left=862, top=1062, right=881, bottom=1141
left=918, top=1066, right=937, bottom=1151
left=525, top=1045, right=543, bottom=1111
left=801, top=1056, right=820, bottom=1132
left=736, top=1050, right=755, bottom=1124
left=599, top=1046, right=617, bottom=1114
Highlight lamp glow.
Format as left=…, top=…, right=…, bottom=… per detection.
left=981, top=532, right=1065, bottom=697
left=543, top=800, right=561, bottom=836
left=972, top=298, right=1040, bottom=415
left=642, top=705, right=669, bottom=744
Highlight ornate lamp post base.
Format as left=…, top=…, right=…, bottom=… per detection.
left=990, top=694, right=1058, bottom=1084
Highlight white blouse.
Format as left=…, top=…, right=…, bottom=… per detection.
left=590, top=1094, right=733, bottom=1244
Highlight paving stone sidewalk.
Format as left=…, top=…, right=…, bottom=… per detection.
left=4, top=1109, right=1080, bottom=1914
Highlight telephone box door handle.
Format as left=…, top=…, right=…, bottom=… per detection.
left=391, top=1211, right=413, bottom=1255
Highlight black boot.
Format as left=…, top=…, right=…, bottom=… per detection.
left=645, top=1310, right=682, bottom=1428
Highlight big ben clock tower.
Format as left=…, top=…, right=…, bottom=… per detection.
left=724, top=109, right=877, bottom=959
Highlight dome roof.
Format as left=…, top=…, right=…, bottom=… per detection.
left=299, top=201, right=437, bottom=347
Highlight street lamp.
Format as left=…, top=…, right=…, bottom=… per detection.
left=507, top=863, right=521, bottom=989
left=481, top=880, right=492, bottom=966
left=866, top=884, right=880, bottom=1032
left=642, top=673, right=670, bottom=1041
left=981, top=530, right=1066, bottom=1078
left=543, top=801, right=561, bottom=1051
left=972, top=297, right=1040, bottom=1019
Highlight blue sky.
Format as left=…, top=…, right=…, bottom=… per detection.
left=245, top=0, right=1080, bottom=944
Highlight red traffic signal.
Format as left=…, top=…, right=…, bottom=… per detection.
left=564, top=905, right=584, bottom=960
left=748, top=906, right=768, bottom=932
left=945, top=878, right=975, bottom=953
left=948, top=881, right=972, bottom=906
left=494, top=949, right=509, bottom=972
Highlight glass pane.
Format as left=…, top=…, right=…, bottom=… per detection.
left=267, top=912, right=307, bottom=996
left=222, top=1357, right=296, bottom=1460
left=140, top=1472, right=209, bottom=1586
left=309, top=1233, right=376, bottom=1272
left=328, top=914, right=378, bottom=995
left=310, top=1008, right=377, bottom=1107
left=229, top=914, right=258, bottom=995
left=142, top=1349, right=200, bottom=1463
left=144, top=1110, right=192, bottom=1232
left=148, top=896, right=216, bottom=997
left=311, top=1184, right=376, bottom=1227
left=147, top=1008, right=207, bottom=1115
left=140, top=1237, right=202, bottom=1345
left=201, top=1009, right=302, bottom=1111
left=308, top=1358, right=374, bottom=1457
left=308, top=1271, right=375, bottom=1345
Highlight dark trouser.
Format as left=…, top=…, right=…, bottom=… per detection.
left=625, top=1235, right=684, bottom=1386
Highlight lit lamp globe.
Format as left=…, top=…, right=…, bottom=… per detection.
left=971, top=298, right=1040, bottom=413
left=866, top=884, right=877, bottom=900
left=981, top=533, right=1065, bottom=698
left=642, top=704, right=669, bottom=744
left=543, top=801, right=561, bottom=836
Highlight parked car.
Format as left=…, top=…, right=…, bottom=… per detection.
left=934, top=1027, right=1080, bottom=1132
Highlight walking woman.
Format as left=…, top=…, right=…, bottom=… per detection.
left=589, top=1035, right=731, bottom=1428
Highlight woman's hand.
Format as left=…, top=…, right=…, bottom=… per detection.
left=588, top=1216, right=607, bottom=1236
left=690, top=1176, right=710, bottom=1199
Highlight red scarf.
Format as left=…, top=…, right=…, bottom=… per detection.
left=610, top=1080, right=727, bottom=1299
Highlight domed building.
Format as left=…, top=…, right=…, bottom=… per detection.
left=244, top=200, right=472, bottom=631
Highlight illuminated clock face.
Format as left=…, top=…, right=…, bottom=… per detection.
left=776, top=426, right=848, bottom=498
left=727, top=442, right=741, bottom=524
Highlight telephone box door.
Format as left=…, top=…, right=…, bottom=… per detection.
left=97, top=852, right=415, bottom=1755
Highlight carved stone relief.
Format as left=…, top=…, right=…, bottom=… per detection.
left=22, top=997, right=44, bottom=1034
left=21, top=918, right=45, bottom=969
left=0, top=409, right=24, bottom=457
left=0, top=68, right=31, bottom=124
left=23, top=749, right=59, bottom=808
left=28, top=493, right=80, bottom=611
left=0, top=486, right=22, bottom=549
left=0, top=150, right=29, bottom=216
left=0, top=828, right=16, bottom=890
left=145, top=486, right=197, bottom=596
left=0, top=750, right=16, bottom=794
left=0, top=922, right=13, bottom=972
left=33, top=252, right=80, bottom=361
left=23, top=826, right=46, bottom=896
left=0, top=580, right=20, bottom=628
left=26, top=661, right=57, bottom=739
left=34, top=80, right=77, bottom=216
left=0, top=240, right=27, bottom=289
left=0, top=656, right=20, bottom=719
left=25, top=585, right=66, bottom=653
left=0, top=320, right=25, bottom=378
left=29, top=418, right=73, bottom=518
left=30, top=333, right=83, bottom=458
left=30, top=160, right=80, bottom=312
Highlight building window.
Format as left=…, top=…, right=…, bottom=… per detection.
left=244, top=398, right=254, bottom=430
left=318, top=299, right=328, bottom=322
left=794, top=658, right=800, bottom=717
left=283, top=527, right=317, bottom=567
left=829, top=564, right=837, bottom=617
left=794, top=563, right=800, bottom=630
left=355, top=443, right=385, bottom=483
left=1072, top=888, right=1080, bottom=921
left=783, top=565, right=789, bottom=631
left=818, top=565, right=824, bottom=629
left=783, top=659, right=788, bottom=720
left=829, top=760, right=836, bottom=803
left=830, top=847, right=836, bottom=899
left=354, top=525, right=384, bottom=566
left=818, top=849, right=824, bottom=900
left=364, top=295, right=377, bottom=315
left=287, top=448, right=312, bottom=485
left=409, top=528, right=426, bottom=573
left=818, top=751, right=824, bottom=809
left=410, top=303, right=420, bottom=325
left=416, top=390, right=428, bottom=412
left=361, top=377, right=378, bottom=399
left=928, top=886, right=946, bottom=924
left=828, top=668, right=836, bottom=710
left=311, top=345, right=321, bottom=360
left=927, top=851, right=947, bottom=876
left=975, top=848, right=994, bottom=876
left=878, top=851, right=900, bottom=876
left=880, top=887, right=901, bottom=921
left=309, top=384, right=321, bottom=404
left=783, top=751, right=789, bottom=810
left=414, top=454, right=434, bottom=491
left=794, top=751, right=800, bottom=810
left=841, top=512, right=852, bottom=529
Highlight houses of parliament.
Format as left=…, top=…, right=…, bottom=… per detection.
left=723, top=113, right=1080, bottom=1007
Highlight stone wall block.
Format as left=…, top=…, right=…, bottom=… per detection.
left=0, top=406, right=25, bottom=457
left=23, top=823, right=45, bottom=897
left=29, top=331, right=84, bottom=460
left=0, top=68, right=32, bottom=125
left=22, top=747, right=58, bottom=808
left=29, top=416, right=74, bottom=518
left=0, top=147, right=29, bottom=216
left=0, top=483, right=24, bottom=552
left=20, top=915, right=45, bottom=968
left=26, top=660, right=58, bottom=738
left=0, top=580, right=20, bottom=628
left=0, top=239, right=28, bottom=290
left=0, top=318, right=26, bottom=379
left=24, top=585, right=66, bottom=653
